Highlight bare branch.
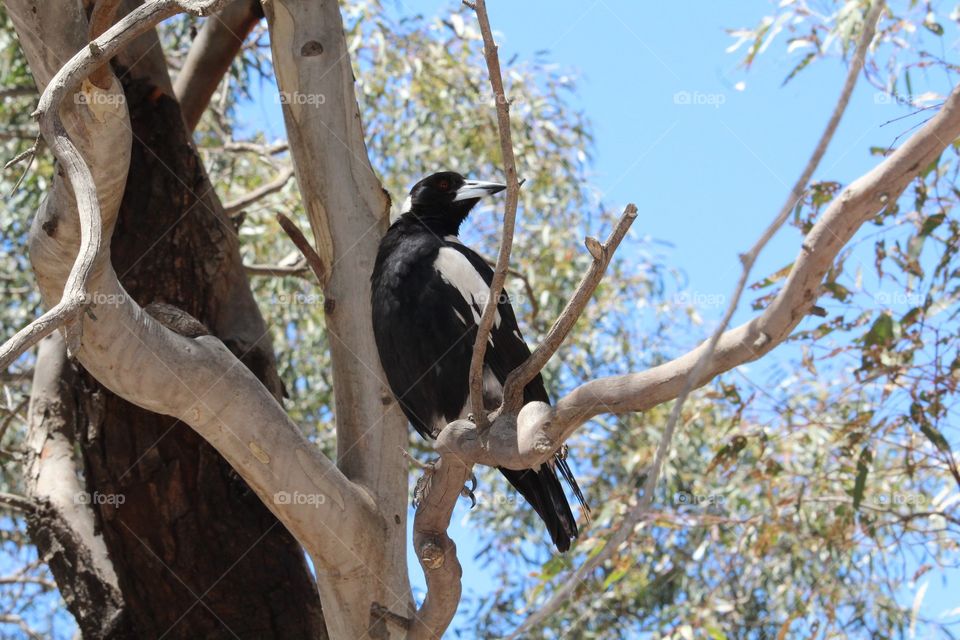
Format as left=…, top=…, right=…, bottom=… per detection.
left=499, top=204, right=638, bottom=413
left=466, top=0, right=522, bottom=429
left=174, top=0, right=264, bottom=131
left=224, top=165, right=295, bottom=217
left=506, top=3, right=896, bottom=632
left=275, top=212, right=328, bottom=287
left=408, top=457, right=472, bottom=640
left=0, top=369, right=33, bottom=384
left=0, top=86, right=35, bottom=100
left=222, top=140, right=288, bottom=155
left=245, top=260, right=310, bottom=278
left=0, top=492, right=35, bottom=514
left=0, top=0, right=230, bottom=371
left=23, top=333, right=128, bottom=637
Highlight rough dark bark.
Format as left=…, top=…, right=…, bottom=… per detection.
left=25, top=334, right=133, bottom=640
left=67, top=50, right=325, bottom=640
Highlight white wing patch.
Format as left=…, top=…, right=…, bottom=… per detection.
left=434, top=247, right=502, bottom=329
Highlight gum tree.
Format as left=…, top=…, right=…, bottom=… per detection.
left=1, top=1, right=958, bottom=638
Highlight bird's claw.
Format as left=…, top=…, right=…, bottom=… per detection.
left=460, top=473, right=478, bottom=508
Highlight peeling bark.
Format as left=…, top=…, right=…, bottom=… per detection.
left=9, top=1, right=324, bottom=637
left=25, top=333, right=132, bottom=639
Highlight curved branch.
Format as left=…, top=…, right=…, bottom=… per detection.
left=408, top=457, right=472, bottom=640
left=224, top=165, right=295, bottom=217
left=0, top=0, right=227, bottom=371
left=7, top=2, right=389, bottom=638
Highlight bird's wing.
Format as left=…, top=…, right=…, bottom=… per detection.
left=438, top=242, right=550, bottom=405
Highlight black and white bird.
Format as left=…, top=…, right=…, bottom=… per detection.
left=371, top=171, right=586, bottom=552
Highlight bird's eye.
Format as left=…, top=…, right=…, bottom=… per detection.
left=437, top=179, right=450, bottom=191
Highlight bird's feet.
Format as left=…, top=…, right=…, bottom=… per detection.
left=460, top=473, right=478, bottom=508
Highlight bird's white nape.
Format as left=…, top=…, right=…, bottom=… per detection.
left=434, top=247, right=502, bottom=329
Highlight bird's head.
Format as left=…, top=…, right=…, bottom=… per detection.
left=399, top=171, right=506, bottom=235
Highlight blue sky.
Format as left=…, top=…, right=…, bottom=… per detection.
left=384, top=0, right=958, bottom=632
left=236, top=0, right=958, bottom=634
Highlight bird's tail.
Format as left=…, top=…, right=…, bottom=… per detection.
left=499, top=457, right=584, bottom=552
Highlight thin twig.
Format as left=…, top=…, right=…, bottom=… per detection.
left=244, top=260, right=310, bottom=278
left=224, top=165, right=295, bottom=217
left=499, top=205, right=637, bottom=414
left=275, top=212, right=327, bottom=287
left=0, top=86, right=36, bottom=100
left=0, top=492, right=35, bottom=514
left=506, top=3, right=885, bottom=635
left=467, top=0, right=522, bottom=430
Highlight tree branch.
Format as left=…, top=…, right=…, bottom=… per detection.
left=498, top=204, right=638, bottom=414
left=6, top=1, right=391, bottom=637
left=505, top=3, right=903, bottom=633
left=275, top=212, right=327, bottom=287
left=23, top=332, right=129, bottom=637
left=0, top=492, right=35, bottom=514
left=174, top=0, right=264, bottom=131
left=407, top=457, right=472, bottom=640
left=0, top=86, right=36, bottom=100
left=224, top=165, right=294, bottom=217
left=466, top=0, right=522, bottom=429
left=0, top=0, right=228, bottom=372
left=262, top=2, right=414, bottom=633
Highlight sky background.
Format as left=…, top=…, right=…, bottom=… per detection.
left=240, top=0, right=958, bottom=634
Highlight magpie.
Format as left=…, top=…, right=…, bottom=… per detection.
left=371, top=171, right=586, bottom=552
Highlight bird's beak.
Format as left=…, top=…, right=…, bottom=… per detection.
left=453, top=180, right=507, bottom=202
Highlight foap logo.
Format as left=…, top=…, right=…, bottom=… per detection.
left=90, top=292, right=128, bottom=307
left=75, top=91, right=126, bottom=107
left=871, top=492, right=928, bottom=507
left=673, top=490, right=725, bottom=507
left=274, top=491, right=327, bottom=506
left=277, top=91, right=327, bottom=106
left=674, top=290, right=727, bottom=308
left=271, top=291, right=325, bottom=306
left=874, top=291, right=924, bottom=307
left=673, top=90, right=726, bottom=108
left=75, top=491, right=126, bottom=506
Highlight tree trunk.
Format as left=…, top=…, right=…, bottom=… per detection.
left=44, top=7, right=326, bottom=638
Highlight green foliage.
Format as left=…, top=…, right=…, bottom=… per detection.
left=0, top=1, right=958, bottom=639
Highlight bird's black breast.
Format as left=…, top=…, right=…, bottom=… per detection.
left=372, top=220, right=549, bottom=438
left=372, top=225, right=472, bottom=437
